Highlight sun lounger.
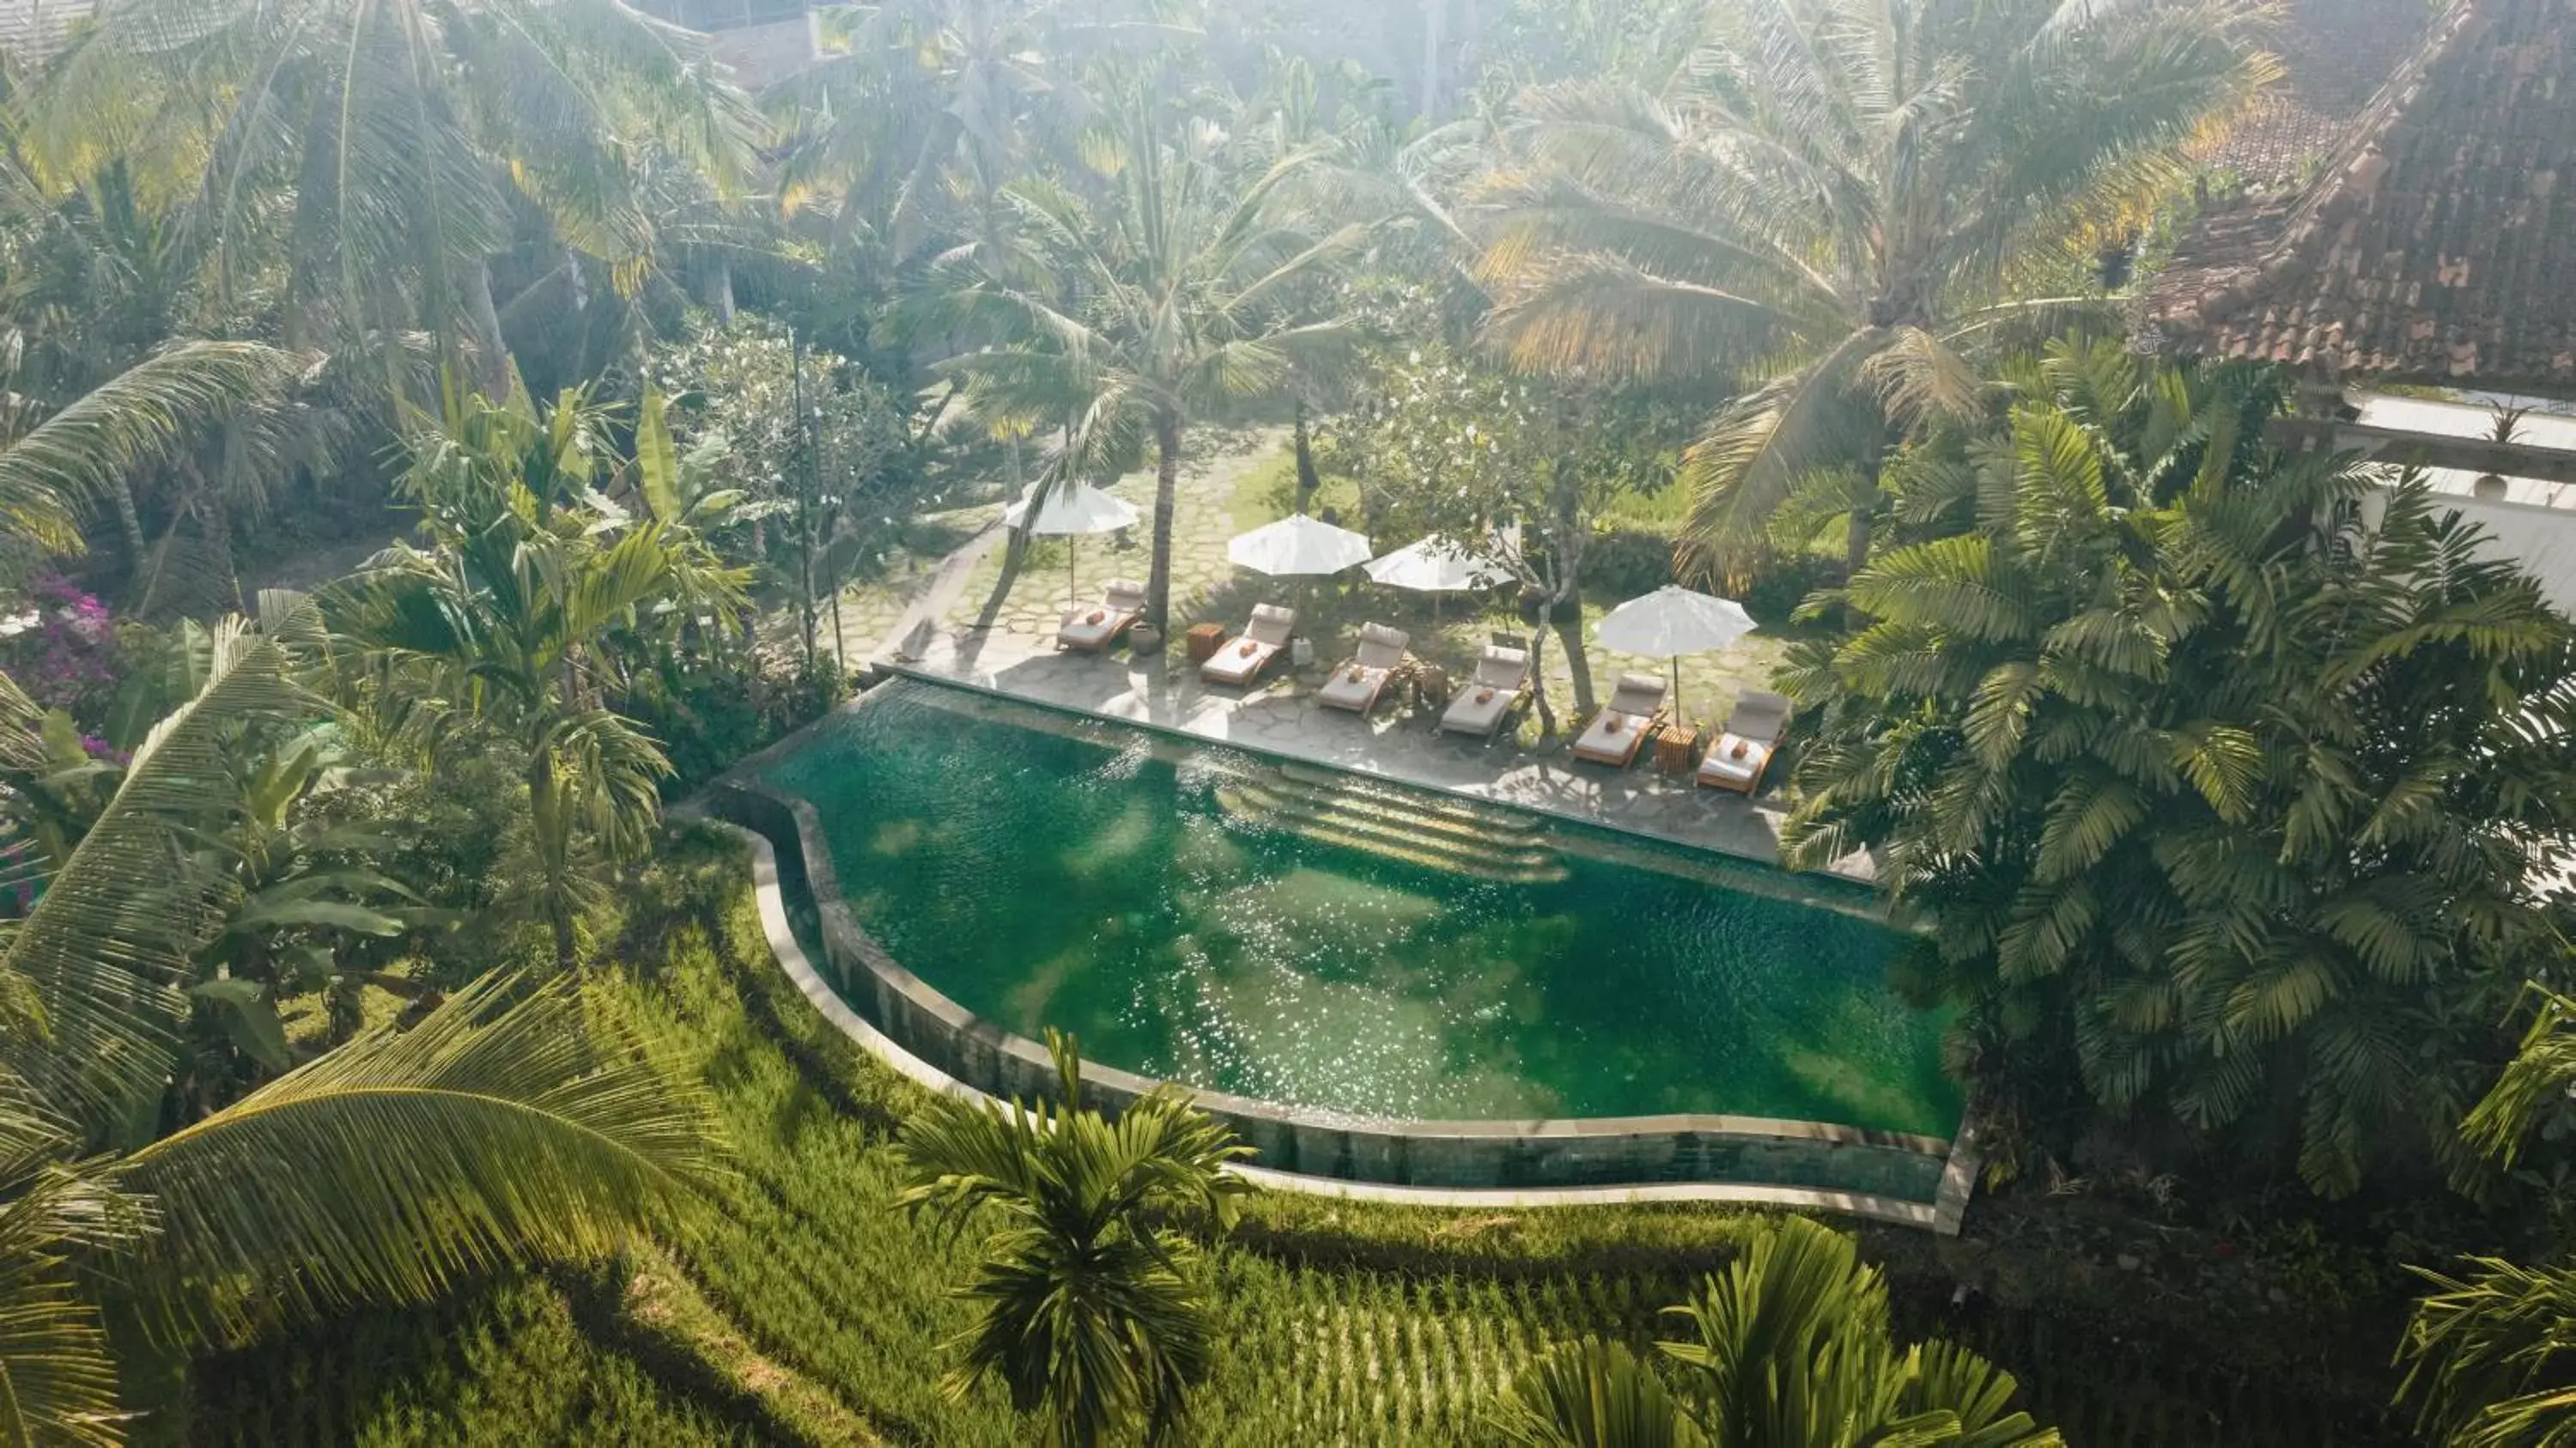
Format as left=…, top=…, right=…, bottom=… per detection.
left=1698, top=690, right=1792, bottom=794
left=1437, top=644, right=1533, bottom=740
left=1318, top=623, right=1410, bottom=715
left=1200, top=603, right=1297, bottom=687
left=1572, top=672, right=1669, bottom=768
left=1057, top=578, right=1147, bottom=653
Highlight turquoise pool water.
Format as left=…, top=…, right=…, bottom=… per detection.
left=760, top=681, right=1959, bottom=1138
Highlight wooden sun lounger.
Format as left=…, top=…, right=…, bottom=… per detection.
left=1698, top=690, right=1793, bottom=794
left=1317, top=624, right=1411, bottom=715
left=1200, top=603, right=1297, bottom=686
left=1437, top=644, right=1534, bottom=740
left=1572, top=672, right=1670, bottom=768
left=1056, top=578, right=1147, bottom=653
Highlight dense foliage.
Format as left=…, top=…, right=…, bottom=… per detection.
left=1781, top=344, right=2576, bottom=1197
left=0, top=0, right=2569, bottom=1439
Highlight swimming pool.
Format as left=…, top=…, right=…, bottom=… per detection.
left=754, top=679, right=1959, bottom=1142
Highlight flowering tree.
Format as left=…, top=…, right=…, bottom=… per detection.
left=1336, top=340, right=1679, bottom=725
left=648, top=319, right=917, bottom=666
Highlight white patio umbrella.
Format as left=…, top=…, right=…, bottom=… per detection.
left=1364, top=533, right=1511, bottom=626
left=1593, top=584, right=1758, bottom=722
left=1227, top=513, right=1373, bottom=575
left=1363, top=534, right=1511, bottom=593
left=1227, top=514, right=1372, bottom=643
left=1005, top=481, right=1140, bottom=607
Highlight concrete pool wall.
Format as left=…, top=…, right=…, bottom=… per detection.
left=702, top=755, right=1978, bottom=1232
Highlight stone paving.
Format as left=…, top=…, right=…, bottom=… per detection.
left=879, top=434, right=1868, bottom=880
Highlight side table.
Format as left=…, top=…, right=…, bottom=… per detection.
left=1653, top=722, right=1701, bottom=778
left=1183, top=621, right=1228, bottom=664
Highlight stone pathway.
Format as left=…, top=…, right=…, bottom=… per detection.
left=879, top=432, right=1858, bottom=877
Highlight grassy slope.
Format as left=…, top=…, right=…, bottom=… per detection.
left=183, top=833, right=2401, bottom=1446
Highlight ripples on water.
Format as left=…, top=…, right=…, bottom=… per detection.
left=764, top=685, right=1960, bottom=1137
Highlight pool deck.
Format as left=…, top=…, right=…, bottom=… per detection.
left=886, top=621, right=1877, bottom=885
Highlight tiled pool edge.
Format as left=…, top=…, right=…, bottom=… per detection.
left=876, top=662, right=1893, bottom=904
left=695, top=776, right=1978, bottom=1233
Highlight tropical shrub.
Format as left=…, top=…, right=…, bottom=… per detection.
left=324, top=384, right=749, bottom=969
left=895, top=1034, right=1254, bottom=1448
left=1490, top=1216, right=2057, bottom=1446
left=1782, top=344, right=2576, bottom=1196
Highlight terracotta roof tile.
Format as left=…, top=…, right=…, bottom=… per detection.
left=2142, top=0, right=2576, bottom=392
left=2197, top=0, right=2438, bottom=183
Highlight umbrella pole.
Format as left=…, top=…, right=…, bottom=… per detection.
left=1671, top=656, right=1683, bottom=730
left=1068, top=537, right=1078, bottom=611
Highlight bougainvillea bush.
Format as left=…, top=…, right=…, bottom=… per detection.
left=0, top=574, right=131, bottom=725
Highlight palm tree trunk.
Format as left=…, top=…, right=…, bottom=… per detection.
left=1293, top=400, right=1321, bottom=512
left=1146, top=417, right=1183, bottom=635
left=528, top=745, right=577, bottom=974
left=465, top=259, right=514, bottom=402
left=1842, top=484, right=1879, bottom=630
left=108, top=476, right=149, bottom=579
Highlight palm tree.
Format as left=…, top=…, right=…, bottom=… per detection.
left=323, top=384, right=747, bottom=970
left=0, top=609, right=717, bottom=1444
left=1662, top=1217, right=2055, bottom=1445
left=1472, top=0, right=2273, bottom=579
left=895, top=1032, right=1251, bottom=1448
left=896, top=85, right=1362, bottom=634
left=1494, top=1337, right=1704, bottom=1448
left=1492, top=1218, right=2054, bottom=1446
left=29, top=0, right=763, bottom=398
left=2398, top=985, right=2576, bottom=1447
left=1783, top=344, right=2576, bottom=1196
left=0, top=341, right=298, bottom=563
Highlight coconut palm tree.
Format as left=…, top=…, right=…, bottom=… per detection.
left=895, top=1032, right=1251, bottom=1448
left=28, top=0, right=764, bottom=398
left=1492, top=1218, right=2054, bottom=1447
left=771, top=0, right=1171, bottom=265
left=1473, top=0, right=2274, bottom=579
left=895, top=84, right=1362, bottom=634
left=0, top=609, right=716, bottom=1445
left=322, top=384, right=747, bottom=970
left=0, top=341, right=298, bottom=563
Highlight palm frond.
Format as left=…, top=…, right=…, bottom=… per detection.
left=1491, top=1336, right=1704, bottom=1448
left=0, top=343, right=297, bottom=553
left=109, top=971, right=719, bottom=1341
left=3, top=613, right=322, bottom=1135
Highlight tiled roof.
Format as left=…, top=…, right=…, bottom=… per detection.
left=2196, top=0, right=2437, bottom=183
left=2141, top=0, right=2576, bottom=392
left=0, top=0, right=92, bottom=64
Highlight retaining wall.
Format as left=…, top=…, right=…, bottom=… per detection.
left=704, top=776, right=1966, bottom=1228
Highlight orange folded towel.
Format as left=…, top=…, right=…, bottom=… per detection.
left=1604, top=716, right=1623, bottom=734
left=1086, top=610, right=1106, bottom=625
left=1238, top=640, right=1258, bottom=658
left=1476, top=687, right=1496, bottom=703
left=1347, top=666, right=1366, bottom=683
left=1730, top=739, right=1751, bottom=760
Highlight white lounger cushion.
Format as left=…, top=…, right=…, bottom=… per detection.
left=1438, top=645, right=1531, bottom=736
left=1698, top=736, right=1774, bottom=788
left=1317, top=665, right=1388, bottom=711
left=1574, top=673, right=1668, bottom=763
left=1057, top=610, right=1128, bottom=648
left=1057, top=578, right=1148, bottom=649
left=1722, top=690, right=1793, bottom=743
left=1202, top=605, right=1297, bottom=684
